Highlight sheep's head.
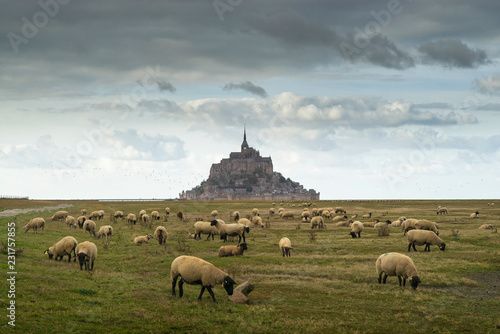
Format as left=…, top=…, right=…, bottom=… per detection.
left=24, top=225, right=29, bottom=233
left=222, top=276, right=236, bottom=296
left=439, top=243, right=446, bottom=251
left=77, top=253, right=88, bottom=270
left=409, top=276, right=421, bottom=290
left=210, top=220, right=218, bottom=226
left=385, top=220, right=392, bottom=224
left=44, top=248, right=54, bottom=259
left=239, top=243, right=248, bottom=251
left=245, top=226, right=250, bottom=233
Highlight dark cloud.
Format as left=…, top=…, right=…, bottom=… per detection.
left=418, top=39, right=490, bottom=68
left=223, top=81, right=268, bottom=97
left=476, top=103, right=500, bottom=111
left=414, top=102, right=453, bottom=109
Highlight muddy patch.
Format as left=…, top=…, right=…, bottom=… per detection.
left=0, top=204, right=73, bottom=218
left=422, top=271, right=500, bottom=299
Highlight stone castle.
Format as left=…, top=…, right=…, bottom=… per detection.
left=179, top=128, right=320, bottom=201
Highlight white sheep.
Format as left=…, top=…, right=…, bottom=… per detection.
left=251, top=216, right=264, bottom=229
left=335, top=207, right=347, bottom=214
left=470, top=211, right=479, bottom=218
left=310, top=216, right=324, bottom=229
left=231, top=211, right=240, bottom=221
left=83, top=220, right=96, bottom=237
left=154, top=226, right=168, bottom=245
left=114, top=211, right=124, bottom=219
left=210, top=210, right=219, bottom=218
left=141, top=214, right=151, bottom=229
left=350, top=221, right=364, bottom=238
left=237, top=218, right=251, bottom=228
left=170, top=255, right=236, bottom=303
left=45, top=236, right=78, bottom=262
left=376, top=252, right=421, bottom=290
left=407, top=230, right=446, bottom=252
left=81, top=209, right=87, bottom=216
left=96, top=225, right=113, bottom=242
left=218, top=243, right=248, bottom=257
left=332, top=215, right=348, bottom=223
left=24, top=217, right=45, bottom=233
left=89, top=211, right=100, bottom=220
left=193, top=221, right=220, bottom=240
left=351, top=213, right=358, bottom=219
left=77, top=215, right=86, bottom=229
left=65, top=216, right=77, bottom=229
left=414, top=220, right=439, bottom=235
left=151, top=210, right=161, bottom=220
left=97, top=210, right=105, bottom=220
left=478, top=224, right=494, bottom=230
left=362, top=212, right=372, bottom=219
left=269, top=208, right=275, bottom=216
left=211, top=220, right=248, bottom=243
left=127, top=213, right=137, bottom=225
left=134, top=234, right=154, bottom=244
left=51, top=210, right=68, bottom=221
left=374, top=220, right=392, bottom=229
left=280, top=211, right=294, bottom=219
left=401, top=218, right=418, bottom=235
left=165, top=207, right=170, bottom=215
left=252, top=208, right=259, bottom=216
left=436, top=207, right=448, bottom=215
left=139, top=209, right=147, bottom=218
left=75, top=241, right=97, bottom=271
left=279, top=237, right=292, bottom=257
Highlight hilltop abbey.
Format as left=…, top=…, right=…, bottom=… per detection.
left=179, top=128, right=320, bottom=201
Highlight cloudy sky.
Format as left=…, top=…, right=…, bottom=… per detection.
left=1, top=0, right=500, bottom=200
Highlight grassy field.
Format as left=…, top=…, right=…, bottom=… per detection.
left=1, top=198, right=499, bottom=333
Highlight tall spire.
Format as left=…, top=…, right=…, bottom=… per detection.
left=241, top=124, right=249, bottom=151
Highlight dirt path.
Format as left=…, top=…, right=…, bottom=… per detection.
left=0, top=204, right=73, bottom=218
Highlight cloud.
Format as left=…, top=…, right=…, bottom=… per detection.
left=223, top=81, right=268, bottom=97
left=473, top=73, right=500, bottom=96
left=414, top=102, right=453, bottom=109
left=418, top=39, right=490, bottom=68
left=137, top=78, right=176, bottom=93
left=476, top=103, right=500, bottom=111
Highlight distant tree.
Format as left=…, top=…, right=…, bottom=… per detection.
left=246, top=186, right=253, bottom=193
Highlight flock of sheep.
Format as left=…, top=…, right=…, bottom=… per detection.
left=24, top=202, right=495, bottom=302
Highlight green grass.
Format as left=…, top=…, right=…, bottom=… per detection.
left=1, top=199, right=499, bottom=333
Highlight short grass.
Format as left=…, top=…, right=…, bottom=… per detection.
left=1, top=199, right=499, bottom=333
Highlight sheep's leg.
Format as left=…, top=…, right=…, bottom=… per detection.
left=178, top=279, right=184, bottom=298
left=238, top=235, right=242, bottom=243
left=378, top=273, right=383, bottom=284
left=407, top=243, right=412, bottom=252
left=171, top=277, right=178, bottom=296
left=206, top=286, right=217, bottom=303
left=90, top=259, right=94, bottom=271
left=241, top=234, right=245, bottom=243
left=398, top=276, right=402, bottom=286
left=206, top=234, right=211, bottom=241
left=402, top=278, right=406, bottom=287
left=197, top=286, right=206, bottom=300
left=358, top=232, right=361, bottom=238
left=424, top=243, right=430, bottom=252
left=382, top=273, right=388, bottom=284
left=67, top=253, right=71, bottom=263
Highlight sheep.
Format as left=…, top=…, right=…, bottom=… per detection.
left=269, top=208, right=275, bottom=216
left=165, top=207, right=170, bottom=215
left=376, top=252, right=421, bottom=290
left=374, top=220, right=392, bottom=229
left=231, top=211, right=240, bottom=221
left=177, top=211, right=184, bottom=220
left=350, top=221, right=364, bottom=238
left=252, top=216, right=264, bottom=229
left=336, top=218, right=351, bottom=227
left=51, top=210, right=68, bottom=221
left=218, top=243, right=248, bottom=257
left=280, top=211, right=294, bottom=219
left=407, top=230, right=446, bottom=252
left=113, top=211, right=124, bottom=219
left=414, top=220, right=439, bottom=235
left=470, top=211, right=479, bottom=218
left=210, top=210, right=219, bottom=219
left=301, top=211, right=311, bottom=220
left=95, top=225, right=113, bottom=242
left=436, top=207, right=448, bottom=215
left=24, top=217, right=45, bottom=233
left=332, top=215, right=348, bottom=223
left=252, top=208, right=259, bottom=216
left=362, top=212, right=372, bottom=219
left=487, top=202, right=495, bottom=207
left=154, top=226, right=168, bottom=245
left=89, top=211, right=100, bottom=220
left=139, top=209, right=147, bottom=219
left=81, top=209, right=87, bottom=216
left=279, top=237, right=292, bottom=257
left=237, top=218, right=251, bottom=228
left=278, top=207, right=285, bottom=214
left=141, top=214, right=151, bottom=229
left=310, top=216, right=324, bottom=229
left=401, top=218, right=418, bottom=235
left=390, top=217, right=404, bottom=227
left=193, top=221, right=220, bottom=240
left=210, top=219, right=248, bottom=243
left=134, top=234, right=154, bottom=244
left=186, top=229, right=196, bottom=239
left=351, top=213, right=358, bottom=219
left=65, top=216, right=77, bottom=229
left=77, top=215, right=86, bottom=228
left=75, top=241, right=97, bottom=271
left=151, top=210, right=161, bottom=220
left=322, top=210, right=331, bottom=219
left=479, top=224, right=494, bottom=230
left=127, top=213, right=137, bottom=225
left=83, top=220, right=96, bottom=237
left=363, top=219, right=379, bottom=228
left=335, top=207, right=347, bottom=214
left=97, top=210, right=105, bottom=220
left=171, top=255, right=236, bottom=303
left=45, top=236, right=78, bottom=262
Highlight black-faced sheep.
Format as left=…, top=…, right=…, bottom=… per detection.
left=280, top=211, right=294, bottom=219
left=139, top=209, right=147, bottom=219
left=83, top=220, right=96, bottom=237
left=479, top=224, right=493, bottom=230
left=97, top=210, right=105, bottom=220
left=335, top=207, right=347, bottom=214
left=193, top=221, right=220, bottom=240
left=252, top=208, right=259, bottom=216
left=113, top=211, right=124, bottom=219
left=332, top=215, right=348, bottom=224
left=45, top=236, right=78, bottom=262
left=231, top=211, right=240, bottom=221
left=154, top=226, right=168, bottom=245
left=436, top=207, right=448, bottom=215
left=376, top=252, right=421, bottom=290
left=51, top=210, right=68, bottom=221
left=210, top=210, right=219, bottom=219
left=151, top=210, right=161, bottom=220
left=407, top=230, right=446, bottom=252
left=210, top=220, right=248, bottom=243
left=96, top=225, right=113, bottom=242
left=350, top=221, right=364, bottom=238
left=75, top=241, right=97, bottom=271
left=77, top=215, right=86, bottom=228
left=362, top=212, right=372, bottom=219
left=89, top=211, right=100, bottom=220
left=470, top=211, right=479, bottom=218
left=218, top=243, right=248, bottom=257
left=279, top=237, right=292, bottom=257
left=170, top=255, right=236, bottom=303
left=127, top=213, right=137, bottom=225
left=24, top=217, right=45, bottom=233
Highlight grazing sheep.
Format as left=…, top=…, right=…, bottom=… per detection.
left=127, top=213, right=137, bottom=225
left=77, top=215, right=86, bottom=229
left=280, top=211, right=294, bottom=219
left=374, top=220, right=392, bottom=229
left=322, top=210, right=331, bottom=219
left=193, top=221, right=220, bottom=240
left=401, top=218, right=418, bottom=235
left=134, top=234, right=154, bottom=244
left=141, top=214, right=151, bottom=228
left=24, top=217, right=45, bottom=233
left=414, top=220, right=439, bottom=235
left=51, top=210, right=68, bottom=221
left=170, top=255, right=236, bottom=303
left=237, top=218, right=251, bottom=228
left=210, top=210, right=219, bottom=219
left=231, top=211, right=240, bottom=221
left=310, top=216, right=324, bottom=229
left=479, top=224, right=494, bottom=230
left=75, top=241, right=97, bottom=271
left=301, top=211, right=311, bottom=219
left=45, top=236, right=78, bottom=262
left=97, top=210, right=105, bottom=220
left=252, top=216, right=264, bottom=229
left=362, top=212, right=372, bottom=219
left=95, top=225, right=113, bottom=242
left=113, top=211, right=124, bottom=219
left=350, top=221, right=364, bottom=238
left=81, top=209, right=87, bottom=216
left=177, top=211, right=184, bottom=220
left=151, top=210, right=161, bottom=220
left=165, top=207, right=170, bottom=215
left=83, top=220, right=96, bottom=237
left=376, top=252, right=421, bottom=290
left=390, top=218, right=404, bottom=227
left=252, top=208, right=259, bottom=216
left=332, top=215, right=348, bottom=225
left=470, top=211, right=479, bottom=219
left=210, top=220, right=247, bottom=243
left=436, top=207, right=448, bottom=215
left=278, top=207, right=285, bottom=214
left=89, top=211, right=100, bottom=220
left=218, top=243, right=248, bottom=257
left=154, top=226, right=168, bottom=245
left=65, top=216, right=77, bottom=229
left=269, top=208, right=275, bottom=216
left=407, top=230, right=446, bottom=252
left=335, top=207, right=347, bottom=214
left=279, top=237, right=292, bottom=257
left=487, top=202, right=495, bottom=207
left=139, top=209, right=147, bottom=219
